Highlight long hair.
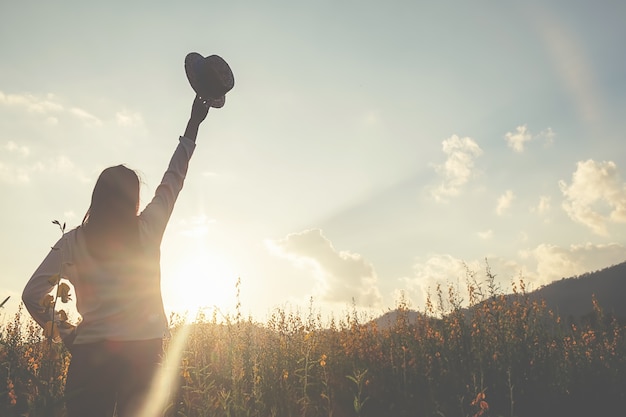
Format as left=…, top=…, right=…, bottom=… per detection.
left=82, top=165, right=141, bottom=262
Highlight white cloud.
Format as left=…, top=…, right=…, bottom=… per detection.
left=49, top=155, right=76, bottom=173
left=532, top=195, right=551, bottom=215
left=0, top=91, right=64, bottom=113
left=4, top=141, right=30, bottom=157
left=505, top=125, right=532, bottom=153
left=0, top=153, right=90, bottom=185
left=401, top=254, right=486, bottom=312
left=559, top=160, right=626, bottom=236
left=504, top=125, right=555, bottom=152
left=431, top=135, right=482, bottom=201
left=477, top=229, right=493, bottom=240
left=116, top=110, right=143, bottom=127
left=70, top=107, right=102, bottom=127
left=0, top=91, right=104, bottom=127
left=0, top=162, right=30, bottom=183
left=0, top=142, right=31, bottom=183
left=538, top=127, right=555, bottom=146
left=266, top=229, right=382, bottom=307
left=520, top=242, right=626, bottom=286
left=401, top=243, right=626, bottom=311
left=496, top=190, right=515, bottom=215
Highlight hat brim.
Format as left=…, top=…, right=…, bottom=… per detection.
left=185, top=53, right=227, bottom=109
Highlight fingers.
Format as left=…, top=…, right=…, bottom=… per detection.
left=196, top=95, right=210, bottom=108
left=190, top=95, right=210, bottom=124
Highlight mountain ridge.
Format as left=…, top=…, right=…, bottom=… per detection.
left=375, top=260, right=626, bottom=329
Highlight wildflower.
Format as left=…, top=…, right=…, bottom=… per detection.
left=471, top=391, right=485, bottom=406
left=6, top=378, right=16, bottom=406
left=57, top=282, right=72, bottom=303
left=57, top=310, right=75, bottom=329
left=39, top=294, right=54, bottom=311
left=180, top=358, right=192, bottom=382
left=471, top=391, right=489, bottom=417
left=319, top=354, right=327, bottom=368
left=181, top=368, right=191, bottom=382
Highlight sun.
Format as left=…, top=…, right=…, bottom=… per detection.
left=161, top=249, right=238, bottom=321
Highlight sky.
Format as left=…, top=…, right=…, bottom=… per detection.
left=1, top=1, right=626, bottom=324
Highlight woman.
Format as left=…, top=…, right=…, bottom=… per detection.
left=22, top=95, right=211, bottom=417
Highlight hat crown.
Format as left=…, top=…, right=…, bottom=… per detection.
left=185, top=53, right=234, bottom=108
left=193, top=55, right=234, bottom=98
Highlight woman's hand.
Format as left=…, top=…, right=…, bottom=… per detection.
left=184, top=96, right=210, bottom=141
left=190, top=95, right=210, bottom=124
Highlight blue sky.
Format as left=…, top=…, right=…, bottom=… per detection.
left=1, top=1, right=625, bottom=323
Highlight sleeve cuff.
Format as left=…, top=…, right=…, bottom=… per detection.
left=180, top=136, right=196, bottom=146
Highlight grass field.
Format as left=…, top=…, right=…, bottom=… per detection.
left=2, top=272, right=625, bottom=417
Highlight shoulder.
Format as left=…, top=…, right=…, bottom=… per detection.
left=64, top=227, right=81, bottom=244
left=56, top=226, right=84, bottom=257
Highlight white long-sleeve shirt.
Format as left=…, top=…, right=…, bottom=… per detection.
left=22, top=136, right=196, bottom=344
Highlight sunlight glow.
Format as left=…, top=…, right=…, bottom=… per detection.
left=138, top=323, right=190, bottom=417
left=162, top=250, right=238, bottom=321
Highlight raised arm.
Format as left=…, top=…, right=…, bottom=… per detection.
left=139, top=96, right=209, bottom=244
left=183, top=95, right=210, bottom=142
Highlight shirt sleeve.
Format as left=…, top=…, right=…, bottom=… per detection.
left=22, top=235, right=74, bottom=339
left=138, top=136, right=196, bottom=246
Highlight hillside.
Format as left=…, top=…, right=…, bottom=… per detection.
left=375, top=260, right=626, bottom=329
left=527, top=260, right=626, bottom=321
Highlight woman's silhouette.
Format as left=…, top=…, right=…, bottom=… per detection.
left=23, top=95, right=213, bottom=417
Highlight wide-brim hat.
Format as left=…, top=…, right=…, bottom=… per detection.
left=185, top=53, right=235, bottom=108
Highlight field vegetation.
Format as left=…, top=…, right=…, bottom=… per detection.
left=1, top=268, right=625, bottom=416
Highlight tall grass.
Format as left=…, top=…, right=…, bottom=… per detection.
left=2, top=269, right=625, bottom=416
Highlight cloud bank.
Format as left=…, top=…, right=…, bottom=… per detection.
left=267, top=229, right=382, bottom=308
left=402, top=241, right=626, bottom=311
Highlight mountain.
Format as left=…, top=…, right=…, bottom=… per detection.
left=526, top=261, right=626, bottom=322
left=374, top=309, right=425, bottom=330
left=374, top=260, right=626, bottom=329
